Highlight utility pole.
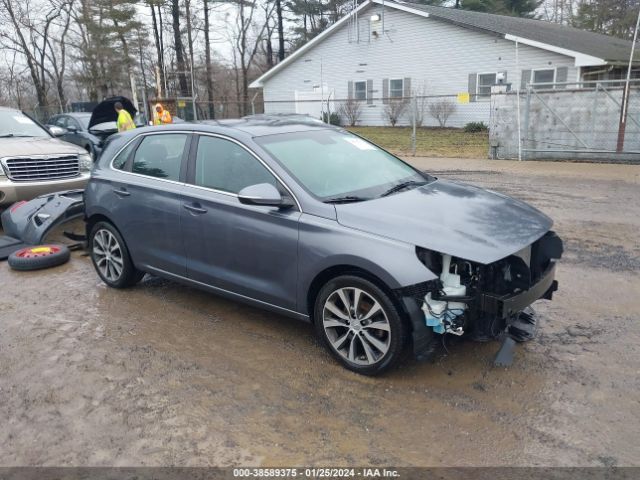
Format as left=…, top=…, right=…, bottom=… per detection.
left=616, top=5, right=640, bottom=153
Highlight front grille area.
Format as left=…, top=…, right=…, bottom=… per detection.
left=3, top=155, right=80, bottom=182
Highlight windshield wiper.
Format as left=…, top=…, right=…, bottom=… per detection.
left=323, top=195, right=369, bottom=204
left=0, top=134, right=34, bottom=138
left=380, top=180, right=427, bottom=197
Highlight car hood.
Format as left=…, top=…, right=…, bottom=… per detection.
left=334, top=179, right=552, bottom=265
left=88, top=96, right=137, bottom=129
left=0, top=136, right=85, bottom=157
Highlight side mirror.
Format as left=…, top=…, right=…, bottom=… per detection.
left=238, top=183, right=294, bottom=208
left=48, top=125, right=67, bottom=137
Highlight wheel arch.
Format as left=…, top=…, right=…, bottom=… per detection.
left=85, top=213, right=128, bottom=251
left=306, top=264, right=406, bottom=325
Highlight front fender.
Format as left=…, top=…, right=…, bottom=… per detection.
left=297, top=214, right=437, bottom=314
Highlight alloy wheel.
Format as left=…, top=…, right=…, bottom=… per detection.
left=322, top=287, right=391, bottom=366
left=92, top=229, right=124, bottom=282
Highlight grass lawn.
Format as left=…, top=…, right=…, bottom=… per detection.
left=347, top=126, right=489, bottom=158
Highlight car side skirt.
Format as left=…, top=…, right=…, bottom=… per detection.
left=144, top=265, right=311, bottom=322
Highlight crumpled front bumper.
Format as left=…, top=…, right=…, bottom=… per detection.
left=480, top=262, right=559, bottom=319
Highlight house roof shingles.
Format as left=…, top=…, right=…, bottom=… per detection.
left=401, top=1, right=635, bottom=63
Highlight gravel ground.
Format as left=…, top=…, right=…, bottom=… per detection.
left=0, top=158, right=638, bottom=467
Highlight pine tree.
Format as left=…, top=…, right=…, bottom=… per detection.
left=573, top=0, right=639, bottom=40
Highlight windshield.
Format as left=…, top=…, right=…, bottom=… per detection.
left=75, top=115, right=90, bottom=129
left=0, top=111, right=50, bottom=138
left=256, top=130, right=428, bottom=201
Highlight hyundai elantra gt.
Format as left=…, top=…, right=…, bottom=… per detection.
left=82, top=117, right=562, bottom=375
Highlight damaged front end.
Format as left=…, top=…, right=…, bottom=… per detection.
left=407, top=231, right=563, bottom=360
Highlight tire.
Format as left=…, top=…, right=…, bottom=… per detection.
left=314, top=275, right=409, bottom=376
left=89, top=221, right=144, bottom=288
left=8, top=244, right=70, bottom=271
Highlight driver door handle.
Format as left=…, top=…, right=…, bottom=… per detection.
left=113, top=188, right=130, bottom=197
left=184, top=203, right=207, bottom=214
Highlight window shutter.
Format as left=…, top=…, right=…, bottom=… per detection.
left=520, top=70, right=531, bottom=91
left=403, top=77, right=411, bottom=98
left=366, top=79, right=373, bottom=104
left=382, top=78, right=389, bottom=104
left=468, top=73, right=477, bottom=102
left=556, top=66, right=568, bottom=88
left=347, top=81, right=353, bottom=100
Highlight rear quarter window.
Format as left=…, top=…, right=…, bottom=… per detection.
left=112, top=141, right=137, bottom=170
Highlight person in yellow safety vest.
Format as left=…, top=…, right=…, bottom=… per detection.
left=115, top=102, right=136, bottom=132
left=153, top=103, right=173, bottom=125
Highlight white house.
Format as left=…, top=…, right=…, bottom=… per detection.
left=249, top=0, right=636, bottom=127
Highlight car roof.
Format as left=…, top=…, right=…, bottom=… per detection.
left=150, top=115, right=340, bottom=138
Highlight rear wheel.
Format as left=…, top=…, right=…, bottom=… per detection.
left=89, top=221, right=144, bottom=288
left=314, top=275, right=409, bottom=375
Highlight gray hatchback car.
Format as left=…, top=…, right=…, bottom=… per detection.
left=85, top=118, right=562, bottom=375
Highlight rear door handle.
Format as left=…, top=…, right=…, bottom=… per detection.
left=183, top=203, right=207, bottom=214
left=113, top=188, right=130, bottom=197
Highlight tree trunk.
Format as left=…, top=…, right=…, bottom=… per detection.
left=171, top=0, right=189, bottom=96
left=203, top=0, right=215, bottom=118
left=276, top=0, right=285, bottom=61
left=149, top=1, right=165, bottom=96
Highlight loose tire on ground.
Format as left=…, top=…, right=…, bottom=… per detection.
left=8, top=244, right=71, bottom=271
left=313, top=274, right=409, bottom=376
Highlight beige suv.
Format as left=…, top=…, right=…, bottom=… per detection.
left=0, top=106, right=92, bottom=206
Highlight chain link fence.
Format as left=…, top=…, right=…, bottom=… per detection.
left=23, top=82, right=639, bottom=163
left=491, top=79, right=640, bottom=162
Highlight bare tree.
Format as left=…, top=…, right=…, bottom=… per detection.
left=148, top=0, right=165, bottom=95
left=339, top=98, right=363, bottom=127
left=275, top=0, right=284, bottom=61
left=411, top=84, right=429, bottom=127
left=203, top=0, right=215, bottom=117
left=229, top=0, right=275, bottom=116
left=428, top=99, right=457, bottom=127
left=0, top=0, right=64, bottom=111
left=383, top=99, right=408, bottom=127
left=170, top=0, right=189, bottom=95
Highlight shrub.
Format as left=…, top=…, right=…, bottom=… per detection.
left=464, top=121, right=489, bottom=133
left=321, top=111, right=341, bottom=126
left=339, top=98, right=363, bottom=127
left=383, top=99, right=408, bottom=127
left=428, top=99, right=457, bottom=127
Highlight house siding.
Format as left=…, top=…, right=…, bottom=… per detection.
left=260, top=5, right=578, bottom=126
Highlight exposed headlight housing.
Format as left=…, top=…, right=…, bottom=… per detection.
left=78, top=153, right=92, bottom=171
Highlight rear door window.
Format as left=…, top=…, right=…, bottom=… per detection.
left=132, top=134, right=188, bottom=181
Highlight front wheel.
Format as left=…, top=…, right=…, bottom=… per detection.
left=89, top=221, right=144, bottom=288
left=314, top=275, right=409, bottom=375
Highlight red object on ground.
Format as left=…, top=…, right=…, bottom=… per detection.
left=14, top=245, right=62, bottom=259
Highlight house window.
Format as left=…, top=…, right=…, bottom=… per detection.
left=354, top=81, right=367, bottom=101
left=477, top=73, right=497, bottom=97
left=533, top=68, right=555, bottom=85
left=390, top=79, right=404, bottom=98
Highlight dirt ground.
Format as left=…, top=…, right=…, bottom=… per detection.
left=0, top=158, right=638, bottom=467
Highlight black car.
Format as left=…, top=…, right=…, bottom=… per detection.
left=47, top=113, right=100, bottom=158
left=47, top=97, right=138, bottom=160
